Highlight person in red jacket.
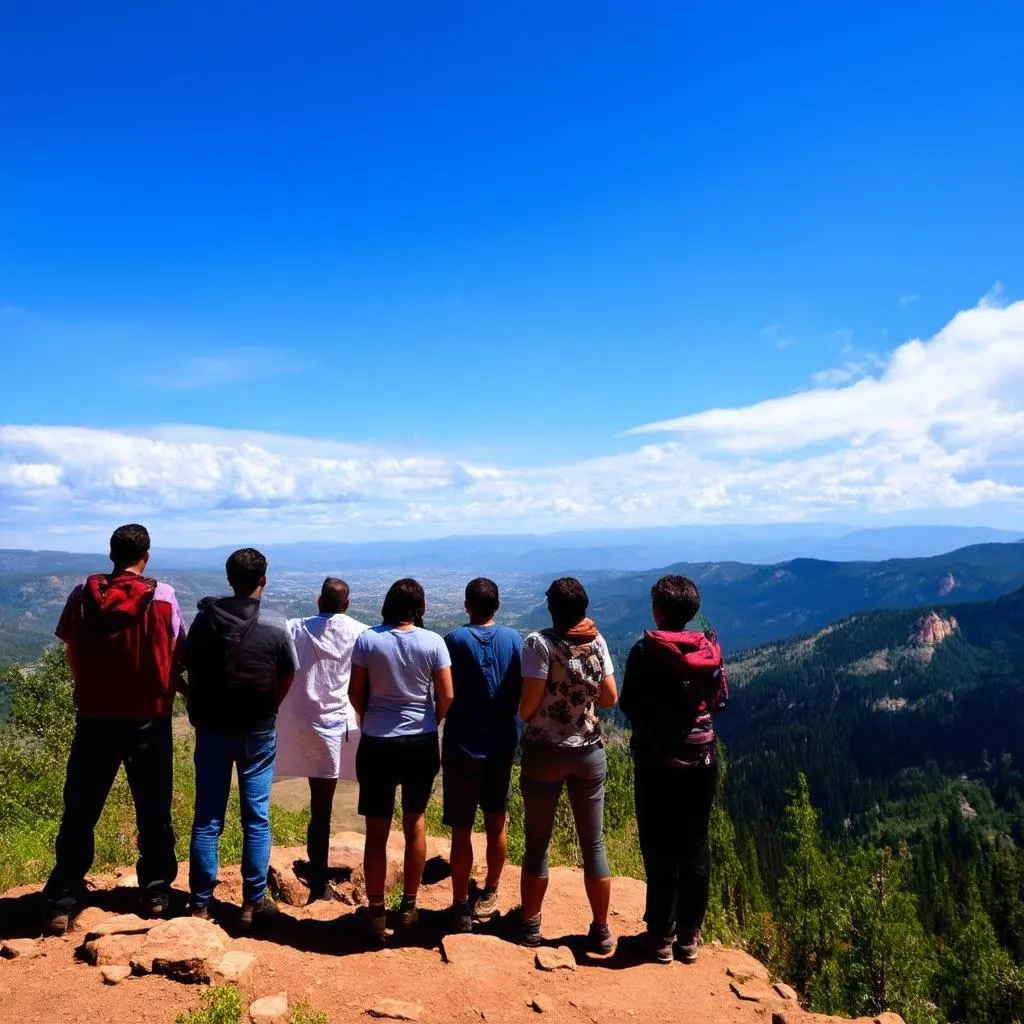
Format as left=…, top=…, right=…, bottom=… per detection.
left=618, top=575, right=730, bottom=965
left=43, top=524, right=186, bottom=934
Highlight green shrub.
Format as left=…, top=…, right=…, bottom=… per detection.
left=175, top=986, right=243, bottom=1024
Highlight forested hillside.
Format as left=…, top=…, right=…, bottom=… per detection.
left=573, top=541, right=1024, bottom=653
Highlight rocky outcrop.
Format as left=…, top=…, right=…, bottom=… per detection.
left=910, top=611, right=957, bottom=649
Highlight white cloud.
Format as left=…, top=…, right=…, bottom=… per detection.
left=2, top=298, right=1023, bottom=547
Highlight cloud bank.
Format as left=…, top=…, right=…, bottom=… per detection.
left=3, top=298, right=1023, bottom=547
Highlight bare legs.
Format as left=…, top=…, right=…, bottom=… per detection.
left=450, top=812, right=508, bottom=902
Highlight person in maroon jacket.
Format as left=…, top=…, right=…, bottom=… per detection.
left=42, top=524, right=186, bottom=934
left=618, top=575, right=730, bottom=965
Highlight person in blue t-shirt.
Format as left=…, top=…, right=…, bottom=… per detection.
left=442, top=578, right=524, bottom=933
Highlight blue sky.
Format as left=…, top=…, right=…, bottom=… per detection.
left=2, top=2, right=1023, bottom=547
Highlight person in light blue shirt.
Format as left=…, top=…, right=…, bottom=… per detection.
left=349, top=578, right=453, bottom=942
left=442, top=578, right=523, bottom=933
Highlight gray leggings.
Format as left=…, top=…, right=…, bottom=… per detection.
left=520, top=742, right=610, bottom=879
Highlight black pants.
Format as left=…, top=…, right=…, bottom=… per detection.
left=633, top=752, right=718, bottom=943
left=44, top=716, right=178, bottom=913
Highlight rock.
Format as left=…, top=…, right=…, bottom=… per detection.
left=130, top=917, right=228, bottom=983
left=441, top=932, right=516, bottom=966
left=366, top=999, right=424, bottom=1021
left=72, top=907, right=113, bottom=933
left=267, top=850, right=309, bottom=908
left=534, top=946, right=576, bottom=971
left=774, top=982, right=799, bottom=1002
left=83, top=934, right=145, bottom=967
left=329, top=832, right=406, bottom=893
left=875, top=1015, right=906, bottom=1024
left=529, top=995, right=555, bottom=1014
left=730, top=979, right=778, bottom=1003
left=84, top=913, right=157, bottom=940
left=100, top=965, right=132, bottom=985
left=1, top=939, right=41, bottom=959
left=249, top=992, right=289, bottom=1022
left=115, top=870, right=138, bottom=888
left=724, top=957, right=772, bottom=984
left=214, top=950, right=257, bottom=985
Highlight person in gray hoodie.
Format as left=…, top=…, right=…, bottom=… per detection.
left=184, top=548, right=298, bottom=927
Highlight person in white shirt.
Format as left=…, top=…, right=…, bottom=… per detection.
left=276, top=577, right=367, bottom=901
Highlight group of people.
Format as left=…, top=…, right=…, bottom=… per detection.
left=42, top=523, right=729, bottom=966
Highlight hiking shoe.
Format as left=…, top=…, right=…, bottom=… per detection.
left=306, top=880, right=337, bottom=904
left=139, top=891, right=170, bottom=919
left=675, top=932, right=701, bottom=963
left=188, top=904, right=211, bottom=921
left=619, top=931, right=674, bottom=965
left=449, top=900, right=473, bottom=934
left=587, top=921, right=613, bottom=955
left=239, top=897, right=280, bottom=930
left=473, top=886, right=500, bottom=920
left=42, top=908, right=71, bottom=937
left=360, top=904, right=387, bottom=944
left=519, top=912, right=543, bottom=947
left=398, top=897, right=419, bottom=930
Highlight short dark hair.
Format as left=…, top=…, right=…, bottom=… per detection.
left=381, top=578, right=425, bottom=626
left=465, top=577, right=500, bottom=621
left=546, top=577, right=589, bottom=632
left=226, top=547, right=268, bottom=594
left=320, top=576, right=350, bottom=613
left=651, top=575, right=701, bottom=628
left=109, top=524, right=150, bottom=566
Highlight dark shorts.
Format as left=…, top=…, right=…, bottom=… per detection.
left=356, top=732, right=440, bottom=820
left=442, top=748, right=515, bottom=828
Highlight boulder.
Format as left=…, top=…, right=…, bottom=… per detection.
left=367, top=999, right=424, bottom=1021
left=84, top=913, right=156, bottom=940
left=83, top=934, right=145, bottom=967
left=724, top=955, right=772, bottom=984
left=100, top=965, right=132, bottom=985
left=534, top=946, right=576, bottom=972
left=1, top=938, right=41, bottom=960
left=130, top=917, right=228, bottom=983
left=267, top=850, right=309, bottom=908
left=249, top=992, right=289, bottom=1023
left=72, top=907, right=113, bottom=934
left=774, top=982, right=799, bottom=1002
left=440, top=932, right=530, bottom=969
left=213, top=950, right=257, bottom=985
left=875, top=1015, right=906, bottom=1024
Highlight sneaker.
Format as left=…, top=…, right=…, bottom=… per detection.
left=449, top=900, right=473, bottom=934
left=675, top=932, right=701, bottom=963
left=398, top=897, right=419, bottom=930
left=239, top=897, right=280, bottom=930
left=473, top=886, right=500, bottom=920
left=519, top=912, right=543, bottom=947
left=42, top=907, right=71, bottom=937
left=139, top=891, right=170, bottom=919
left=360, top=904, right=387, bottom=944
left=587, top=921, right=613, bottom=955
left=619, top=931, right=674, bottom=965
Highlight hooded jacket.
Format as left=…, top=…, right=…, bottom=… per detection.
left=184, top=596, right=299, bottom=733
left=619, top=628, right=730, bottom=764
left=54, top=571, right=185, bottom=718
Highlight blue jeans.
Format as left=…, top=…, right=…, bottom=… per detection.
left=189, top=728, right=276, bottom=907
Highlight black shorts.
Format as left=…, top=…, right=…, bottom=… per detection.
left=356, top=732, right=440, bottom=820
left=442, top=748, right=515, bottom=828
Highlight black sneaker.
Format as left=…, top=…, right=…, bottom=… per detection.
left=587, top=921, right=613, bottom=955
left=619, top=931, right=674, bottom=964
left=519, top=912, right=543, bottom=947
left=675, top=932, right=701, bottom=963
left=139, top=891, right=170, bottom=919
left=449, top=900, right=473, bottom=934
left=239, top=897, right=280, bottom=930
